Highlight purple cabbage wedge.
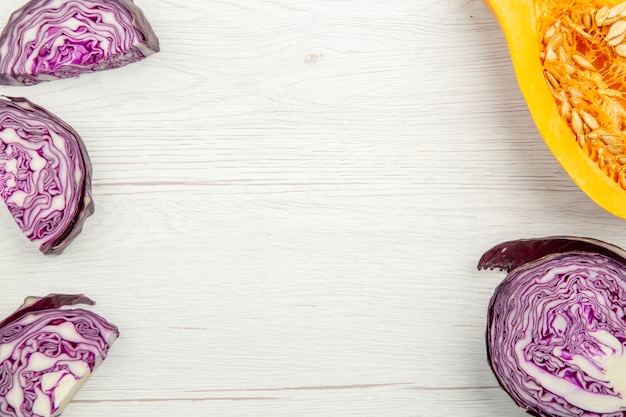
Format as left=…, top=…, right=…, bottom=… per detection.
left=478, top=236, right=626, bottom=417
left=0, top=294, right=118, bottom=417
left=0, top=96, right=93, bottom=254
left=0, top=0, right=159, bottom=86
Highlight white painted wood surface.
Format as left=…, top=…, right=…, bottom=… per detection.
left=1, top=0, right=625, bottom=415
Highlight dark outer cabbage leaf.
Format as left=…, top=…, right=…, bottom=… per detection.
left=0, top=0, right=159, bottom=86
left=0, top=294, right=94, bottom=329
left=480, top=237, right=626, bottom=417
left=477, top=236, right=626, bottom=272
left=0, top=96, right=94, bottom=254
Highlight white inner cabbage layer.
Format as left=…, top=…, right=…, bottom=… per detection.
left=517, top=329, right=626, bottom=413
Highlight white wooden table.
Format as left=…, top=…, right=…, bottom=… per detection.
left=1, top=0, right=624, bottom=416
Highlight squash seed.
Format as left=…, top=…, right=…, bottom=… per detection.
left=590, top=140, right=603, bottom=161
left=572, top=54, right=595, bottom=70
left=544, top=70, right=560, bottom=90
left=569, top=87, right=584, bottom=100
left=596, top=6, right=610, bottom=26
left=598, top=153, right=613, bottom=167
left=608, top=2, right=626, bottom=20
left=610, top=161, right=620, bottom=180
left=547, top=33, right=564, bottom=50
left=543, top=24, right=557, bottom=44
left=560, top=98, right=571, bottom=119
left=605, top=15, right=624, bottom=26
left=607, top=20, right=626, bottom=46
left=607, top=164, right=616, bottom=181
left=572, top=110, right=584, bottom=134
left=599, top=154, right=608, bottom=169
left=607, top=144, right=625, bottom=154
left=588, top=131, right=620, bottom=146
left=564, top=63, right=576, bottom=75
left=570, top=98, right=589, bottom=108
left=597, top=6, right=610, bottom=26
left=601, top=134, right=621, bottom=146
left=581, top=111, right=600, bottom=130
left=615, top=43, right=626, bottom=57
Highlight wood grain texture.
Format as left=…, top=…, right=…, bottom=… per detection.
left=0, top=0, right=624, bottom=416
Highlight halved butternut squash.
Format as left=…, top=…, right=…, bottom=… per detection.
left=485, top=0, right=626, bottom=218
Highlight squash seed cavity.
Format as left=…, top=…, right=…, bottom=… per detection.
left=540, top=0, right=626, bottom=189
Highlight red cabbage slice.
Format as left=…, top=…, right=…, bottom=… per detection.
left=0, top=294, right=118, bottom=417
left=0, top=96, right=93, bottom=254
left=479, top=237, right=626, bottom=417
left=0, top=0, right=159, bottom=86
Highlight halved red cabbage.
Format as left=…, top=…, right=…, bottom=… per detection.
left=0, top=0, right=159, bottom=86
left=0, top=294, right=118, bottom=417
left=479, top=237, right=626, bottom=417
left=0, top=96, right=93, bottom=254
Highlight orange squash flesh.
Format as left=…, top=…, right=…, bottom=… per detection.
left=484, top=0, right=626, bottom=218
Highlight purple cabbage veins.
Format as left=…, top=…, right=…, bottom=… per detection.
left=0, top=96, right=93, bottom=254
left=478, top=237, right=626, bottom=417
left=0, top=0, right=159, bottom=85
left=0, top=294, right=118, bottom=417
